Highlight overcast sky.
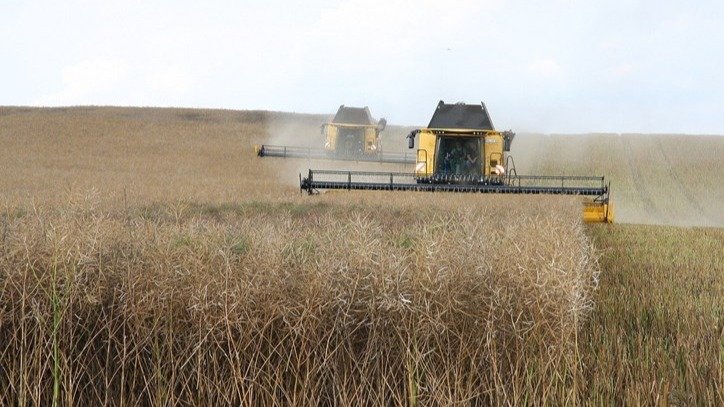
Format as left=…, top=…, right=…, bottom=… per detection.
left=2, top=0, right=723, bottom=134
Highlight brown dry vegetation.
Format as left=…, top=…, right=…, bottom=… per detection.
left=0, top=107, right=302, bottom=204
left=582, top=225, right=723, bottom=405
left=1, top=106, right=722, bottom=226
left=0, top=106, right=722, bottom=405
left=1, top=194, right=600, bottom=405
left=0, top=107, right=412, bottom=206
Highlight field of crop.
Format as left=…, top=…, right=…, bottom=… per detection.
left=513, top=132, right=723, bottom=227
left=0, top=106, right=722, bottom=405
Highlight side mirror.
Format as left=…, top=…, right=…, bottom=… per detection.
left=320, top=124, right=327, bottom=135
left=502, top=130, right=515, bottom=152
left=377, top=118, right=387, bottom=132
left=406, top=129, right=419, bottom=149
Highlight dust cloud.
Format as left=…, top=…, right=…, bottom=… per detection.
left=510, top=132, right=723, bottom=227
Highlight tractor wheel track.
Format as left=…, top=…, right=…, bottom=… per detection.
left=622, top=136, right=666, bottom=224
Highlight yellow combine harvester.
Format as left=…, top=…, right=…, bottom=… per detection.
left=300, top=101, right=614, bottom=223
left=321, top=105, right=385, bottom=156
left=256, top=105, right=415, bottom=164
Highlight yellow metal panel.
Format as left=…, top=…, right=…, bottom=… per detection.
left=325, top=124, right=338, bottom=151
left=483, top=133, right=504, bottom=176
left=416, top=130, right=436, bottom=177
left=583, top=201, right=614, bottom=223
left=364, top=128, right=377, bottom=153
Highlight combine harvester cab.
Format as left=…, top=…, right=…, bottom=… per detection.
left=300, top=101, right=614, bottom=223
left=322, top=105, right=384, bottom=157
left=409, top=100, right=511, bottom=182
left=255, top=105, right=415, bottom=164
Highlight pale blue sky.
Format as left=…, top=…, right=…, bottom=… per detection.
left=2, top=0, right=723, bottom=133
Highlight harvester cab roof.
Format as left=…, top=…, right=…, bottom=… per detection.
left=427, top=101, right=495, bottom=130
left=331, top=105, right=375, bottom=126
left=328, top=105, right=387, bottom=133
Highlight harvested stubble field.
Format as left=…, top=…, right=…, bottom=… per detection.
left=0, top=106, right=722, bottom=405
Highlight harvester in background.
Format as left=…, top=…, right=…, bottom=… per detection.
left=255, top=105, right=415, bottom=164
left=300, top=101, right=614, bottom=223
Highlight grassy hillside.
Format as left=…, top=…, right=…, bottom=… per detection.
left=513, top=133, right=723, bottom=226
left=1, top=106, right=721, bottom=226
left=0, top=106, right=311, bottom=204
left=0, top=106, right=721, bottom=404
